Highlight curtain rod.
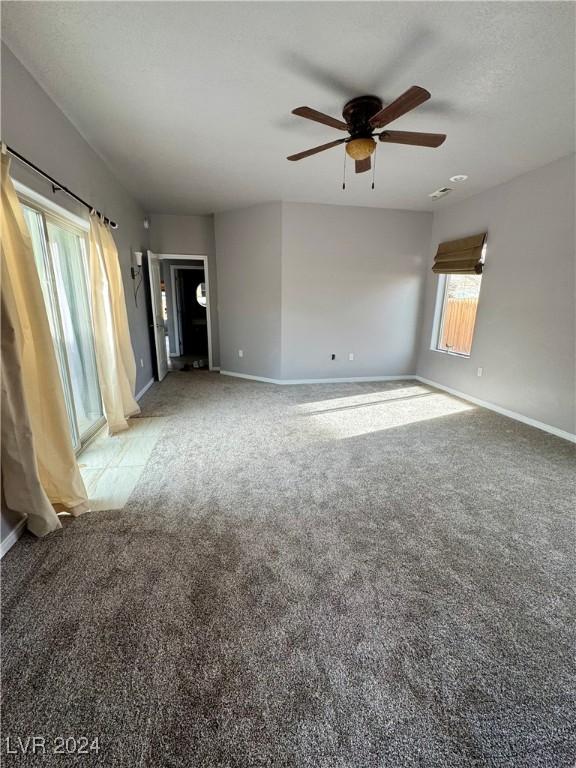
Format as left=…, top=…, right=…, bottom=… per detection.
left=6, top=145, right=118, bottom=229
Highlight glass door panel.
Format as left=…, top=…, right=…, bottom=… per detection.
left=21, top=202, right=103, bottom=449
left=46, top=220, right=103, bottom=439
left=22, top=205, right=80, bottom=448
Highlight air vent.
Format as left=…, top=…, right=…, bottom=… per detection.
left=429, top=186, right=453, bottom=199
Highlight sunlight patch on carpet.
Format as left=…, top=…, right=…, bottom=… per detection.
left=297, top=391, right=475, bottom=439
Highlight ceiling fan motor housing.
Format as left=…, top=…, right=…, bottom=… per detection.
left=343, top=96, right=382, bottom=160
left=342, top=95, right=383, bottom=138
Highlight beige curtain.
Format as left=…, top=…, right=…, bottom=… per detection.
left=432, top=233, right=487, bottom=274
left=1, top=153, right=89, bottom=535
left=88, top=214, right=140, bottom=434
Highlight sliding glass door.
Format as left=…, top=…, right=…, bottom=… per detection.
left=21, top=200, right=104, bottom=451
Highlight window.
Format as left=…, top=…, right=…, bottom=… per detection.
left=21, top=196, right=104, bottom=450
left=435, top=273, right=482, bottom=356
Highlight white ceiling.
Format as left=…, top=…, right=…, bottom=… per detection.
left=2, top=2, right=574, bottom=214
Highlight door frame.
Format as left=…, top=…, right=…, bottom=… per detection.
left=160, top=254, right=213, bottom=371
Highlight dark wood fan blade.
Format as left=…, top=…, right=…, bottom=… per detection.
left=287, top=138, right=346, bottom=161
left=369, top=86, right=431, bottom=128
left=292, top=106, right=349, bottom=131
left=355, top=157, right=371, bottom=173
left=379, top=130, right=446, bottom=147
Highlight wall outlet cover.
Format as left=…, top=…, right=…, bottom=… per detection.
left=477, top=367, right=483, bottom=377
left=238, top=350, right=244, bottom=358
left=348, top=353, right=354, bottom=361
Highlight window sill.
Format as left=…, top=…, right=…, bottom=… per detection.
left=432, top=348, right=471, bottom=359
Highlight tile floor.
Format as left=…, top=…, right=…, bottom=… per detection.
left=77, top=417, right=166, bottom=511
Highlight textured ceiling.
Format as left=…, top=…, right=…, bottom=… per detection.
left=2, top=1, right=574, bottom=214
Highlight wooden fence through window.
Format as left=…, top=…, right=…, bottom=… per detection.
left=439, top=298, right=479, bottom=355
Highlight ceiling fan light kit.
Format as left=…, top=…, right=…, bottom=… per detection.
left=346, top=137, right=376, bottom=161
left=287, top=86, right=446, bottom=187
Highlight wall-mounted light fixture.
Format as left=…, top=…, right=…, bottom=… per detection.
left=131, top=251, right=144, bottom=306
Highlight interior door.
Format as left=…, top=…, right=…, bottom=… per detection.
left=147, top=250, right=168, bottom=381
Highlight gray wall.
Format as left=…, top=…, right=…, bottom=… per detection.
left=281, top=203, right=432, bottom=379
left=149, top=214, right=220, bottom=366
left=149, top=213, right=214, bottom=254
left=215, top=204, right=282, bottom=379
left=417, top=155, right=575, bottom=434
left=1, top=44, right=153, bottom=394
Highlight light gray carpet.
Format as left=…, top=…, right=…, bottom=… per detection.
left=2, top=374, right=575, bottom=767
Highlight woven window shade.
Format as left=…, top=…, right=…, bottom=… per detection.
left=432, top=233, right=487, bottom=274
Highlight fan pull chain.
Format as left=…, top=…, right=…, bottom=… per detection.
left=342, top=147, right=347, bottom=190
left=371, top=146, right=377, bottom=190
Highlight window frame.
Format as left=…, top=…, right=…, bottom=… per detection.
left=431, top=272, right=483, bottom=358
left=14, top=180, right=89, bottom=233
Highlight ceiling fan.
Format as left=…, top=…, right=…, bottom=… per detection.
left=287, top=86, right=446, bottom=177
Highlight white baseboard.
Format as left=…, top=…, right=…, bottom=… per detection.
left=219, top=370, right=574, bottom=442
left=135, top=378, right=155, bottom=401
left=415, top=376, right=576, bottom=443
left=1, top=517, right=27, bottom=559
left=219, top=371, right=280, bottom=384
left=220, top=370, right=417, bottom=385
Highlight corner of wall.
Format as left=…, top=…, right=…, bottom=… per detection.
left=414, top=213, right=437, bottom=376
left=279, top=202, right=285, bottom=381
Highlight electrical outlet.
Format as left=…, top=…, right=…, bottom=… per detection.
left=477, top=367, right=483, bottom=377
left=238, top=349, right=244, bottom=358
left=348, top=353, right=354, bottom=361
left=140, top=358, right=144, bottom=368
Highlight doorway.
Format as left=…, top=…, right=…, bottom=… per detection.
left=172, top=265, right=208, bottom=368
left=168, top=258, right=213, bottom=370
